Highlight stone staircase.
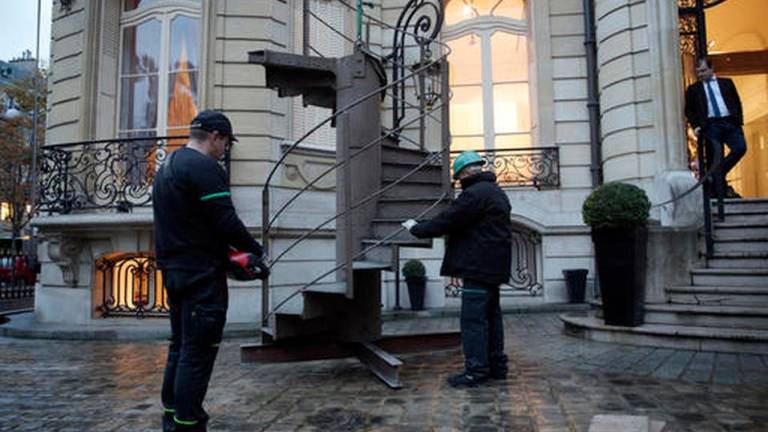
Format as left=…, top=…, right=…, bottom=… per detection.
left=562, top=198, right=768, bottom=354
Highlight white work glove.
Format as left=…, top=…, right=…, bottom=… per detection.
left=401, top=219, right=417, bottom=231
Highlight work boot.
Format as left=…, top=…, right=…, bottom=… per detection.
left=171, top=417, right=207, bottom=432
left=489, top=369, right=507, bottom=380
left=162, top=411, right=175, bottom=432
left=447, top=372, right=487, bottom=388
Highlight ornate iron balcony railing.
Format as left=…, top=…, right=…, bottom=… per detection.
left=94, top=252, right=167, bottom=318
left=449, top=146, right=560, bottom=189
left=37, top=136, right=229, bottom=215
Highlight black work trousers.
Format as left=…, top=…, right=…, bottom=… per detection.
left=161, top=270, right=228, bottom=430
left=460, top=279, right=508, bottom=378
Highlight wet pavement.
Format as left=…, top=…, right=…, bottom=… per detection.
left=1, top=313, right=767, bottom=431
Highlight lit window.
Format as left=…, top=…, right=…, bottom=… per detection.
left=445, top=0, right=530, bottom=151
left=445, top=0, right=525, bottom=27
left=119, top=0, right=201, bottom=149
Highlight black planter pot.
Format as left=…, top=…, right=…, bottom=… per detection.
left=562, top=269, right=588, bottom=303
left=592, top=226, right=647, bottom=327
left=405, top=277, right=426, bottom=311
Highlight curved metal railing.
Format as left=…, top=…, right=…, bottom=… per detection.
left=259, top=1, right=452, bottom=326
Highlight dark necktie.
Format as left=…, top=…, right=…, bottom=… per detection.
left=706, top=80, right=722, bottom=118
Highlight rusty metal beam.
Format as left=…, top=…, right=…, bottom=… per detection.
left=240, top=331, right=461, bottom=388
left=355, top=342, right=403, bottom=389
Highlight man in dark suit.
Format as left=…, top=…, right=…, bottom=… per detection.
left=685, top=57, right=747, bottom=198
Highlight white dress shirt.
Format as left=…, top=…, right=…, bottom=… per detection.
left=704, top=76, right=731, bottom=118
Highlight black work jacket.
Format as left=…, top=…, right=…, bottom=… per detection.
left=410, top=172, right=512, bottom=285
left=152, top=147, right=262, bottom=275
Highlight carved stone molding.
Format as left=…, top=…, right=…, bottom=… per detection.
left=47, top=236, right=86, bottom=286
left=284, top=160, right=336, bottom=190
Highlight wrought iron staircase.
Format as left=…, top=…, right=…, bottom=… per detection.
left=249, top=1, right=452, bottom=350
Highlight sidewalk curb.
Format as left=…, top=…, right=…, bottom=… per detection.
left=0, top=303, right=591, bottom=341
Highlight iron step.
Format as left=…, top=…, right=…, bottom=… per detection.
left=371, top=219, right=423, bottom=241
left=382, top=144, right=438, bottom=165
left=376, top=196, right=449, bottom=220
left=382, top=162, right=444, bottom=184
left=381, top=180, right=444, bottom=199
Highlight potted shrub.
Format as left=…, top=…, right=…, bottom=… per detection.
left=402, top=259, right=426, bottom=311
left=582, top=182, right=651, bottom=326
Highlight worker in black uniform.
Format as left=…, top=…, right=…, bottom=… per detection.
left=153, top=110, right=267, bottom=431
left=402, top=150, right=512, bottom=388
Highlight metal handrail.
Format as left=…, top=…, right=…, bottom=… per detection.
left=267, top=192, right=449, bottom=319
left=265, top=1, right=451, bottom=189
left=262, top=54, right=445, bottom=190
left=266, top=99, right=446, bottom=234
left=268, top=149, right=445, bottom=269
left=260, top=1, right=451, bottom=327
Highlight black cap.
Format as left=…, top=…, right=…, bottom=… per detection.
left=190, top=110, right=238, bottom=142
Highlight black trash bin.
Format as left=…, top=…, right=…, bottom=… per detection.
left=563, top=269, right=588, bottom=303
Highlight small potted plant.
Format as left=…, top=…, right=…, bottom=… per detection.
left=582, top=182, right=650, bottom=326
left=402, top=259, right=426, bottom=311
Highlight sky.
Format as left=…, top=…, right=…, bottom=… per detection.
left=0, top=0, right=53, bottom=67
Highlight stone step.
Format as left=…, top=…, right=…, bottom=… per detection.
left=376, top=196, right=449, bottom=220
left=711, top=198, right=768, bottom=213
left=667, top=285, right=768, bottom=307
left=707, top=252, right=768, bottom=269
left=712, top=212, right=768, bottom=224
left=361, top=239, right=434, bottom=269
left=713, top=237, right=768, bottom=253
left=382, top=162, right=444, bottom=184
left=691, top=268, right=768, bottom=287
left=644, top=303, right=768, bottom=330
left=712, top=221, right=768, bottom=239
left=561, top=311, right=768, bottom=355
left=381, top=180, right=444, bottom=199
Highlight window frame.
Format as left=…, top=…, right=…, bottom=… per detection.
left=117, top=0, right=202, bottom=139
left=443, top=8, right=532, bottom=151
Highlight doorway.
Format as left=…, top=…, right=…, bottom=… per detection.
left=681, top=0, right=768, bottom=198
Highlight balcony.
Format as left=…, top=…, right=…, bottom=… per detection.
left=36, top=136, right=228, bottom=215
left=449, top=146, right=560, bottom=189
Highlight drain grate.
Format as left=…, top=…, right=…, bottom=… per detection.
left=306, top=407, right=368, bottom=431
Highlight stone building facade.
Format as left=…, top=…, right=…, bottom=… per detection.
left=34, top=0, right=765, bottom=325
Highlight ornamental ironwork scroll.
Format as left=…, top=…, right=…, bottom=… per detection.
left=95, top=252, right=168, bottom=318
left=445, top=224, right=542, bottom=297
left=447, top=147, right=560, bottom=189
left=678, top=0, right=731, bottom=58
left=37, top=136, right=229, bottom=214
left=388, top=0, right=445, bottom=135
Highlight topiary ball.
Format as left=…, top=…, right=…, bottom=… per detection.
left=402, top=259, right=426, bottom=279
left=582, top=182, right=651, bottom=230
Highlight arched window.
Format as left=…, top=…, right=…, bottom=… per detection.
left=118, top=0, right=201, bottom=146
left=444, top=0, right=530, bottom=152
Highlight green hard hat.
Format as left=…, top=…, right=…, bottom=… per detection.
left=452, top=150, right=485, bottom=179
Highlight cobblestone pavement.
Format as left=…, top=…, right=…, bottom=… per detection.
left=1, top=313, right=767, bottom=431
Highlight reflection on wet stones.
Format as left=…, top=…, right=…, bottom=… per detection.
left=305, top=407, right=368, bottom=431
